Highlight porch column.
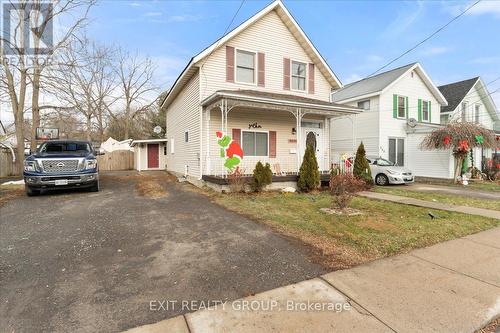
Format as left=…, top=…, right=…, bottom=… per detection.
left=205, top=107, right=211, bottom=175
left=295, top=108, right=303, bottom=173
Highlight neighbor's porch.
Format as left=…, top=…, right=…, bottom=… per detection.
left=200, top=90, right=360, bottom=184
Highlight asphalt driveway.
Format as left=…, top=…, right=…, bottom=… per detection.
left=0, top=171, right=325, bottom=333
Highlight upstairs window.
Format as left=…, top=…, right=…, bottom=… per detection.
left=422, top=100, right=430, bottom=121
left=475, top=104, right=480, bottom=123
left=461, top=102, right=468, bottom=121
left=291, top=61, right=306, bottom=91
left=236, top=50, right=256, bottom=84
left=397, top=95, right=406, bottom=118
left=357, top=100, right=370, bottom=110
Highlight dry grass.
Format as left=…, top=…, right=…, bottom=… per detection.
left=0, top=184, right=24, bottom=206
left=135, top=178, right=168, bottom=198
left=209, top=191, right=500, bottom=270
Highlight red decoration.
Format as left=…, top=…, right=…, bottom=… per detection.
left=226, top=141, right=244, bottom=159
left=458, top=140, right=469, bottom=152
left=216, top=131, right=223, bottom=138
left=497, top=163, right=500, bottom=170
left=443, top=136, right=451, bottom=146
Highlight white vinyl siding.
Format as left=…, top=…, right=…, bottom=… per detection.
left=165, top=73, right=200, bottom=177
left=407, top=132, right=454, bottom=179
left=198, top=10, right=332, bottom=101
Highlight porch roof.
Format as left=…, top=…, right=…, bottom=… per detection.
left=201, top=90, right=362, bottom=116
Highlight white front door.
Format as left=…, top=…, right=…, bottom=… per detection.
left=301, top=127, right=323, bottom=170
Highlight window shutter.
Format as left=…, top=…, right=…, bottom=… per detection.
left=226, top=46, right=235, bottom=83
left=405, top=96, right=409, bottom=119
left=393, top=94, right=397, bottom=118
left=269, top=131, right=277, bottom=158
left=283, top=58, right=290, bottom=90
left=428, top=102, right=432, bottom=123
left=308, top=63, right=315, bottom=94
left=418, top=99, right=422, bottom=122
left=232, top=128, right=241, bottom=145
left=257, top=52, right=265, bottom=87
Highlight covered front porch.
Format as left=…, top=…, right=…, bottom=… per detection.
left=201, top=90, right=360, bottom=184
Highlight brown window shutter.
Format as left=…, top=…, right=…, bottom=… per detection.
left=308, top=63, right=315, bottom=94
left=257, top=52, right=265, bottom=87
left=269, top=131, right=277, bottom=158
left=226, top=46, right=235, bottom=83
left=283, top=58, right=290, bottom=90
left=232, top=128, right=241, bottom=145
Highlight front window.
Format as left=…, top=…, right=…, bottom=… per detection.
left=236, top=50, right=256, bottom=84
left=38, top=141, right=91, bottom=154
left=475, top=105, right=480, bottom=123
left=291, top=61, right=306, bottom=91
left=242, top=131, right=268, bottom=156
left=422, top=100, right=429, bottom=121
left=397, top=96, right=406, bottom=118
left=357, top=100, right=370, bottom=110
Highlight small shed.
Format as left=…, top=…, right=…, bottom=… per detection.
left=131, top=139, right=168, bottom=171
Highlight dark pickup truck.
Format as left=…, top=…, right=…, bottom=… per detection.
left=23, top=140, right=100, bottom=196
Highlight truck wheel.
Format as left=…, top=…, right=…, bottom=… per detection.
left=89, top=181, right=99, bottom=192
left=26, top=186, right=40, bottom=196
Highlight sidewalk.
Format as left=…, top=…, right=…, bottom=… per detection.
left=408, top=183, right=500, bottom=200
left=124, top=227, right=500, bottom=333
left=359, top=191, right=500, bottom=220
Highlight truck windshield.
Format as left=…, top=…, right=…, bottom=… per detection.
left=39, top=142, right=92, bottom=154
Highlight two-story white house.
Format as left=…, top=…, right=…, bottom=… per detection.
left=438, top=77, right=499, bottom=170
left=330, top=63, right=451, bottom=179
left=160, top=0, right=360, bottom=188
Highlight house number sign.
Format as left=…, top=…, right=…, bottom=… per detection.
left=248, top=122, right=262, bottom=129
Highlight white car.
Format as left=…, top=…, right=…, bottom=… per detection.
left=366, top=156, right=414, bottom=186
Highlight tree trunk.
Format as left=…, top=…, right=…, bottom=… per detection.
left=30, top=68, right=41, bottom=151
left=86, top=114, right=92, bottom=141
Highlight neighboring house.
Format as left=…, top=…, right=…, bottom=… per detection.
left=160, top=0, right=360, bottom=187
left=438, top=77, right=499, bottom=170
left=330, top=62, right=451, bottom=179
left=101, top=137, right=133, bottom=153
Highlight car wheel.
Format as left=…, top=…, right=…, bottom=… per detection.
left=26, top=186, right=40, bottom=196
left=375, top=174, right=389, bottom=186
left=89, top=181, right=99, bottom=192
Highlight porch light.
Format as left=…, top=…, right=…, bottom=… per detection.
left=292, top=127, right=296, bottom=135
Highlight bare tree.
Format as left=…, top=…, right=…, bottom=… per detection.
left=0, top=0, right=95, bottom=173
left=49, top=37, right=115, bottom=141
left=109, top=49, right=158, bottom=139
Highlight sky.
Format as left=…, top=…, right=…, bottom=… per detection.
left=2, top=0, right=500, bottom=125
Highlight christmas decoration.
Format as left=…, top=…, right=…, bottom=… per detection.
left=475, top=135, right=484, bottom=144
left=216, top=131, right=243, bottom=171
left=458, top=140, right=469, bottom=152
left=443, top=136, right=451, bottom=146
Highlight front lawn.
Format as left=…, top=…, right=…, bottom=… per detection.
left=212, top=191, right=500, bottom=270
left=374, top=186, right=500, bottom=211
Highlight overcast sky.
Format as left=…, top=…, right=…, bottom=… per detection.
left=2, top=0, right=499, bottom=125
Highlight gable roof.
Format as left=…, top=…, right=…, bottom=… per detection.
left=161, top=0, right=341, bottom=109
left=439, top=77, right=499, bottom=121
left=437, top=77, right=479, bottom=113
left=331, top=62, right=448, bottom=106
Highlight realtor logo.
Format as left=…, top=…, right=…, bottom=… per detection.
left=2, top=1, right=54, bottom=55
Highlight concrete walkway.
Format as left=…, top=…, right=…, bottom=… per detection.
left=359, top=191, right=500, bottom=220
left=123, top=227, right=500, bottom=333
left=407, top=183, right=500, bottom=200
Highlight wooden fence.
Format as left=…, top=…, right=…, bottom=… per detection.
left=0, top=149, right=20, bottom=177
left=97, top=150, right=134, bottom=171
